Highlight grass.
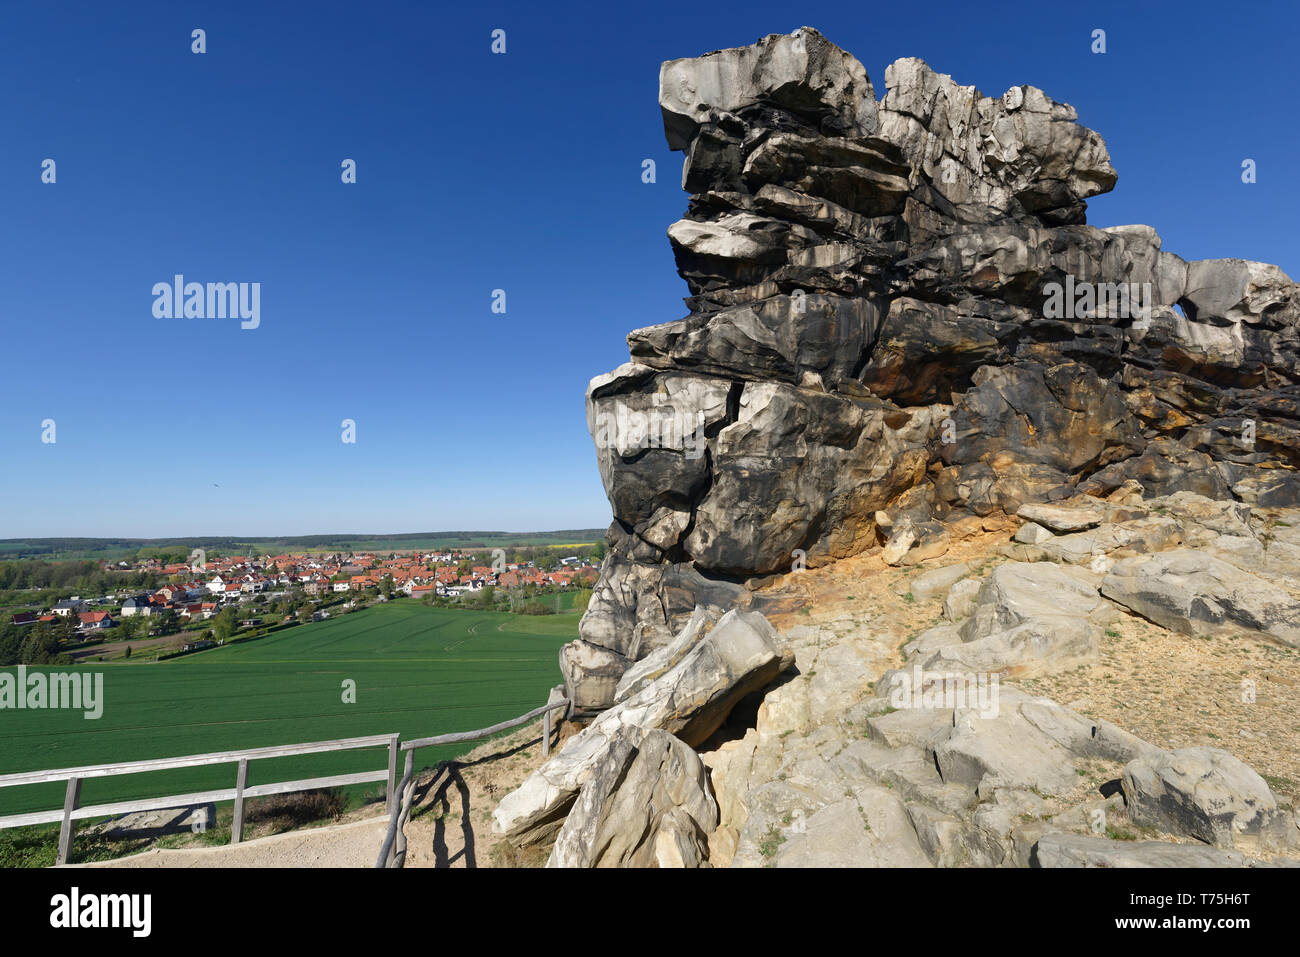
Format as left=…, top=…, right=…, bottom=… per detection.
left=759, top=824, right=787, bottom=859
left=1262, top=773, right=1298, bottom=797
left=0, top=600, right=577, bottom=836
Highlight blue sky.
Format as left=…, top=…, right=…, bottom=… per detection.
left=1, top=0, right=1296, bottom=538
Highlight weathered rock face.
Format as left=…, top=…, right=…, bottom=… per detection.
left=547, top=727, right=719, bottom=868
left=567, top=25, right=1300, bottom=711
left=495, top=609, right=789, bottom=846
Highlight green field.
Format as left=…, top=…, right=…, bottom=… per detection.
left=0, top=601, right=577, bottom=819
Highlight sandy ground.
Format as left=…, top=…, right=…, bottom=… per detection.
left=76, top=816, right=390, bottom=868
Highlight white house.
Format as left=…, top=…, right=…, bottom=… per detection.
left=119, top=596, right=154, bottom=617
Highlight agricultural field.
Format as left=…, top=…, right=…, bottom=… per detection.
left=0, top=529, right=605, bottom=561
left=0, top=601, right=578, bottom=820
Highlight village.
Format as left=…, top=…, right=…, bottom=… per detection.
left=6, top=547, right=601, bottom=637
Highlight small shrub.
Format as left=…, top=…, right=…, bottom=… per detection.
left=245, top=788, right=346, bottom=830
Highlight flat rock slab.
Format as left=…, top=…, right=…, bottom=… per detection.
left=1101, top=549, right=1300, bottom=647
left=903, top=562, right=972, bottom=600
left=1017, top=502, right=1107, bottom=533
left=1031, top=832, right=1247, bottom=868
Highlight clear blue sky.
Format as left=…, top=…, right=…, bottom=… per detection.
left=2, top=0, right=1296, bottom=538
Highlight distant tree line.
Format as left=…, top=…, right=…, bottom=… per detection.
left=0, top=560, right=160, bottom=594
left=0, top=617, right=77, bottom=666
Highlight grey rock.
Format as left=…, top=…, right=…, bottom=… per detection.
left=1101, top=550, right=1300, bottom=647
left=907, top=562, right=973, bottom=600
left=942, top=577, right=984, bottom=621
left=1032, top=833, right=1248, bottom=868
left=927, top=613, right=1099, bottom=679
left=1017, top=502, right=1107, bottom=533
left=1121, top=747, right=1295, bottom=849
left=1013, top=521, right=1055, bottom=545
left=495, top=609, right=788, bottom=845
left=960, top=562, right=1114, bottom=642
left=547, top=728, right=718, bottom=868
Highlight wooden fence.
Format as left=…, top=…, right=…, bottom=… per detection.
left=0, top=734, right=400, bottom=865
left=0, top=692, right=570, bottom=868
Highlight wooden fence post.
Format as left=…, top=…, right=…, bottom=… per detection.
left=391, top=750, right=416, bottom=868
left=542, top=707, right=552, bottom=758
left=386, top=735, right=399, bottom=816
left=56, top=777, right=81, bottom=866
left=230, top=759, right=249, bottom=844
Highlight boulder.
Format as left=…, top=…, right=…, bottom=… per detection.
left=942, top=577, right=983, bottom=621
left=1013, top=522, right=1054, bottom=545
left=926, top=614, right=1098, bottom=679
left=1017, top=502, right=1107, bottom=533
left=959, top=562, right=1114, bottom=642
left=1121, top=747, right=1295, bottom=849
left=613, top=604, right=722, bottom=703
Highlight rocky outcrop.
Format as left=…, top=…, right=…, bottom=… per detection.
left=547, top=727, right=718, bottom=868
left=566, top=26, right=1300, bottom=710
left=493, top=609, right=789, bottom=846
left=695, top=558, right=1297, bottom=869
left=497, top=25, right=1300, bottom=870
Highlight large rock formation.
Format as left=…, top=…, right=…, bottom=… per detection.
left=565, top=26, right=1300, bottom=711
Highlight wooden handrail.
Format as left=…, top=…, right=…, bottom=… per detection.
left=400, top=700, right=569, bottom=751
left=0, top=734, right=397, bottom=788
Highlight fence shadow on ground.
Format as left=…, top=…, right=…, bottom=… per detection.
left=408, top=730, right=549, bottom=868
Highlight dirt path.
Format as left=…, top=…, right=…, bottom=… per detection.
left=68, top=633, right=182, bottom=661
left=74, top=816, right=390, bottom=868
